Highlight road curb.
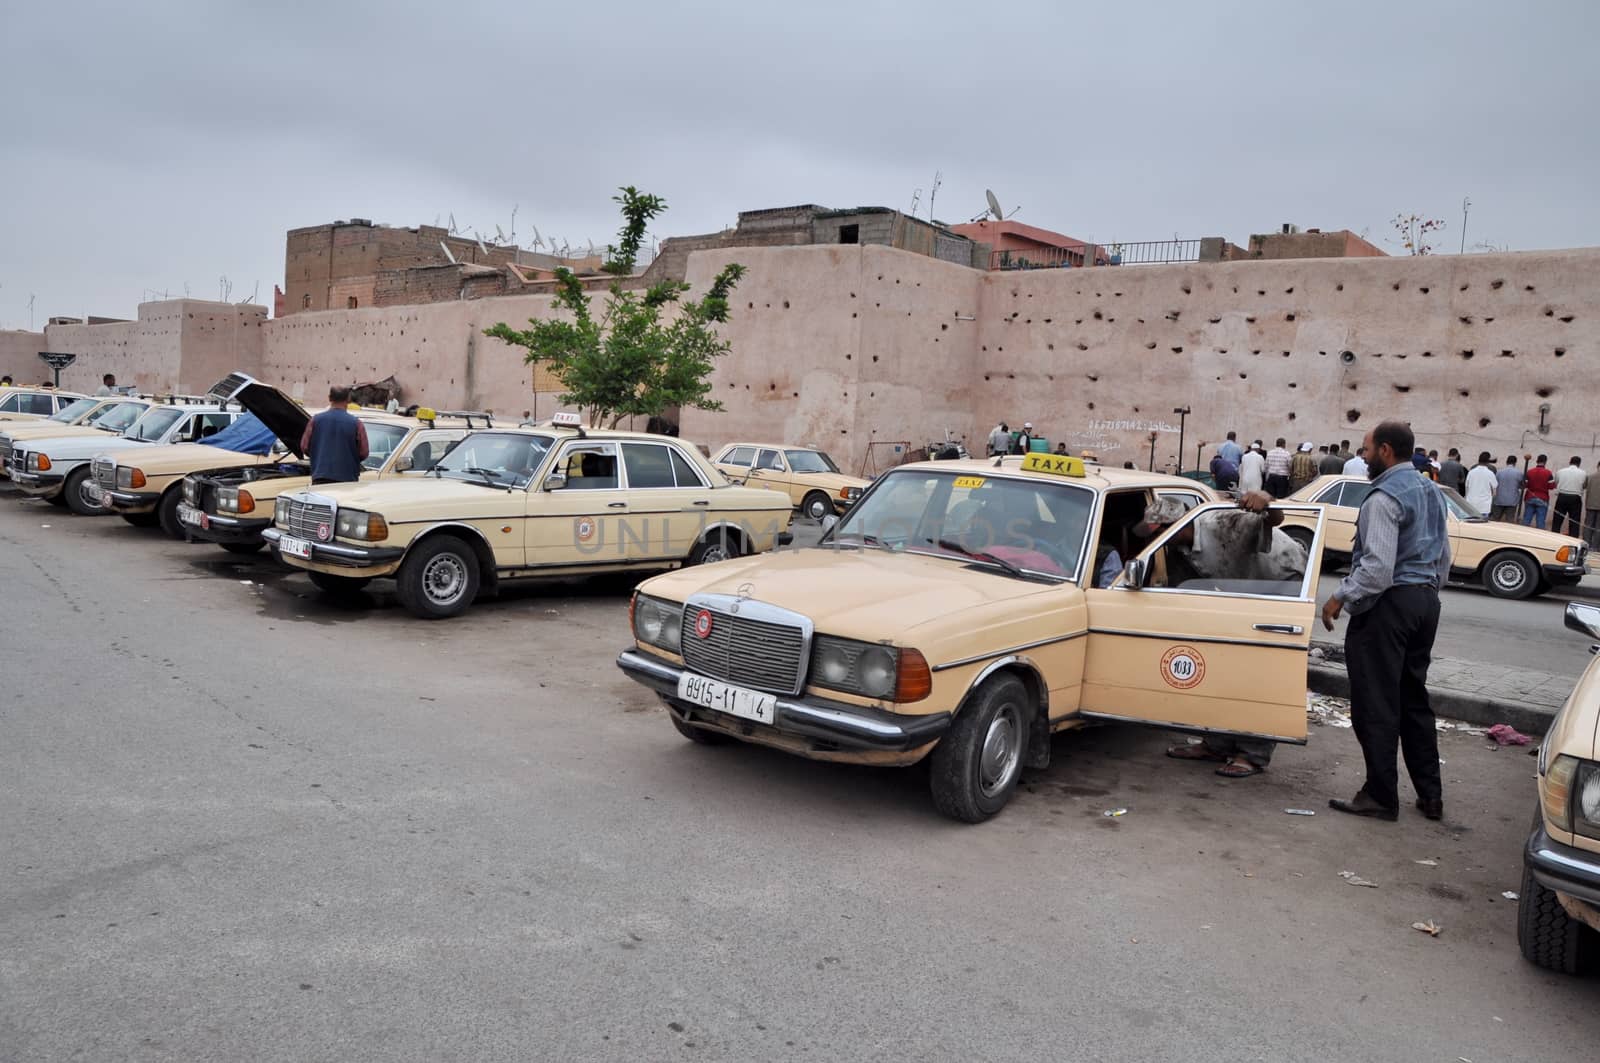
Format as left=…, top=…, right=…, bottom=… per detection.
left=1307, top=663, right=1557, bottom=735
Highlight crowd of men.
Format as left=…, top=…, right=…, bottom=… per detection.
left=1205, top=432, right=1600, bottom=546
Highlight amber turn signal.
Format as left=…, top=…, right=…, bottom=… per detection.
left=236, top=489, right=255, bottom=514
left=1556, top=545, right=1574, bottom=563
left=366, top=514, right=388, bottom=540
left=35, top=454, right=51, bottom=471
left=895, top=648, right=933, bottom=703
left=129, top=468, right=145, bottom=488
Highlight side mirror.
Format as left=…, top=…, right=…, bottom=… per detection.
left=394, top=454, right=414, bottom=472
left=820, top=514, right=839, bottom=533
left=543, top=472, right=567, bottom=492
left=1565, top=601, right=1600, bottom=641
left=1121, top=558, right=1147, bottom=589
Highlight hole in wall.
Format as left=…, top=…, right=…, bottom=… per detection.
left=1282, top=351, right=1291, bottom=357
left=871, top=355, right=879, bottom=362
left=1208, top=316, right=1221, bottom=324
left=1245, top=315, right=1256, bottom=323
left=1459, top=349, right=1474, bottom=359
left=940, top=322, right=949, bottom=331
left=1086, top=401, right=1096, bottom=410
left=1336, top=283, right=1345, bottom=292
left=1171, top=346, right=1184, bottom=353
left=1559, top=315, right=1575, bottom=323
left=1392, top=282, right=1401, bottom=291
left=1484, top=316, right=1495, bottom=323
left=1346, top=409, right=1361, bottom=423
left=1555, top=347, right=1566, bottom=357
left=1145, top=341, right=1157, bottom=349
left=1077, top=343, right=1088, bottom=351
left=1340, top=350, right=1356, bottom=364
left=1257, top=289, right=1266, bottom=296
left=1457, top=388, right=1469, bottom=397
left=1047, top=343, right=1055, bottom=350
left=1499, top=349, right=1514, bottom=358
left=1181, top=283, right=1191, bottom=294
left=1164, top=310, right=1179, bottom=321
left=1479, top=417, right=1492, bottom=428
left=1347, top=382, right=1358, bottom=390
left=1544, top=307, right=1555, bottom=316
left=1289, top=382, right=1298, bottom=388
left=1536, top=386, right=1553, bottom=397
left=1094, top=310, right=1104, bottom=320
left=1420, top=286, right=1430, bottom=294
left=1393, top=384, right=1411, bottom=393
left=1287, top=412, right=1297, bottom=421
left=1459, top=315, right=1473, bottom=325
left=1421, top=350, right=1432, bottom=357
left=1490, top=279, right=1504, bottom=289
left=1285, top=312, right=1296, bottom=321
left=1239, top=372, right=1248, bottom=379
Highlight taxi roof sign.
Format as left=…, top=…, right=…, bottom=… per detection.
left=551, top=411, right=584, bottom=428
left=1020, top=452, right=1086, bottom=477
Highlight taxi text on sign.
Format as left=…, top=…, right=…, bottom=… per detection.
left=1020, top=453, right=1086, bottom=478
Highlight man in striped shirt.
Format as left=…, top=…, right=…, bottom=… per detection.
left=1264, top=437, right=1293, bottom=498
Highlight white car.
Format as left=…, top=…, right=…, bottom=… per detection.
left=9, top=401, right=243, bottom=515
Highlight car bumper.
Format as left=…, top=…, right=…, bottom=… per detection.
left=616, top=647, right=951, bottom=752
left=10, top=470, right=64, bottom=492
left=261, top=527, right=405, bottom=568
left=1525, top=821, right=1600, bottom=909
left=103, top=488, right=161, bottom=512
left=183, top=509, right=270, bottom=544
left=1543, top=562, right=1587, bottom=581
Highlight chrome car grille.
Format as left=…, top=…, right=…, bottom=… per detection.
left=279, top=497, right=335, bottom=540
left=679, top=596, right=811, bottom=696
left=0, top=439, right=11, bottom=467
left=92, top=456, right=117, bottom=491
left=4, top=448, right=23, bottom=476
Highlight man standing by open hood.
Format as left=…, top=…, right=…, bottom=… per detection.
left=301, top=385, right=368, bottom=484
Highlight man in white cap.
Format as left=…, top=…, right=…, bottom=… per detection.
left=1130, top=490, right=1309, bottom=778
left=1290, top=441, right=1319, bottom=493
left=1012, top=422, right=1034, bottom=455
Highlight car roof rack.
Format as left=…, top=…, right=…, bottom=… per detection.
left=417, top=408, right=495, bottom=429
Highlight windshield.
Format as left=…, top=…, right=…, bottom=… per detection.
left=93, top=402, right=148, bottom=432
left=786, top=449, right=839, bottom=474
left=123, top=407, right=184, bottom=441
left=50, top=398, right=98, bottom=423
left=363, top=422, right=408, bottom=470
left=431, top=432, right=554, bottom=488
left=832, top=468, right=1093, bottom=581
left=1438, top=484, right=1483, bottom=521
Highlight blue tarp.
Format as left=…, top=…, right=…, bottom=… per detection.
left=199, top=412, right=282, bottom=456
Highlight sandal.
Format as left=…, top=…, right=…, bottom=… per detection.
left=1215, top=760, right=1263, bottom=778
left=1167, top=743, right=1227, bottom=762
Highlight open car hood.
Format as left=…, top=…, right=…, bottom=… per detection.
left=208, top=373, right=308, bottom=458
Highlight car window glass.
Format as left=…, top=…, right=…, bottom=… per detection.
left=558, top=443, right=620, bottom=489
left=785, top=450, right=838, bottom=473
left=1096, top=489, right=1153, bottom=586
left=363, top=423, right=408, bottom=469
left=722, top=446, right=755, bottom=467
left=401, top=430, right=465, bottom=472
left=835, top=469, right=1091, bottom=581
left=52, top=398, right=98, bottom=423
left=20, top=394, right=56, bottom=415
left=756, top=449, right=784, bottom=471
left=1314, top=482, right=1345, bottom=505
left=197, top=413, right=233, bottom=439
left=96, top=402, right=146, bottom=431
left=0, top=393, right=19, bottom=413
left=1338, top=481, right=1374, bottom=509
left=127, top=407, right=184, bottom=441
left=622, top=443, right=677, bottom=488
left=669, top=447, right=706, bottom=487
left=1437, top=486, right=1475, bottom=519
left=433, top=431, right=553, bottom=488
left=1134, top=505, right=1309, bottom=598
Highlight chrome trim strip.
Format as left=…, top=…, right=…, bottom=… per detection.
left=932, top=631, right=1088, bottom=671
left=968, top=654, right=1050, bottom=718
left=1087, top=628, right=1310, bottom=651
left=1075, top=709, right=1308, bottom=747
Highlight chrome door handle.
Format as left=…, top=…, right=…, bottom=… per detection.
left=607, top=502, right=628, bottom=509
left=692, top=500, right=710, bottom=506
left=1253, top=623, right=1304, bottom=635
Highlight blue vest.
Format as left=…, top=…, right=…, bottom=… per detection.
left=1351, top=463, right=1449, bottom=587
left=308, top=408, right=362, bottom=482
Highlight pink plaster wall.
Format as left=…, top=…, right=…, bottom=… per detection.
left=0, top=330, right=47, bottom=384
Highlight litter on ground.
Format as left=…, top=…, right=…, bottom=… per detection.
left=1411, top=920, right=1442, bottom=936
left=1339, top=870, right=1378, bottom=888
left=1307, top=693, right=1353, bottom=729
left=1284, top=808, right=1317, bottom=816
left=1486, top=723, right=1532, bottom=746
left=1103, top=808, right=1128, bottom=818
left=1415, top=859, right=1439, bottom=867
left=1502, top=891, right=1519, bottom=900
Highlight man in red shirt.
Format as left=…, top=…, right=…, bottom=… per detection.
left=1522, top=454, right=1555, bottom=529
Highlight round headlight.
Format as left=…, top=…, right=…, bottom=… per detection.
left=274, top=497, right=288, bottom=523
left=857, top=646, right=897, bottom=698
left=662, top=609, right=682, bottom=647
left=816, top=645, right=853, bottom=686
left=336, top=509, right=369, bottom=538
left=1579, top=769, right=1600, bottom=826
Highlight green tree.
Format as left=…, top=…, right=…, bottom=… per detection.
left=485, top=187, right=745, bottom=428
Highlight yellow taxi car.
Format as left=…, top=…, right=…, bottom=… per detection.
left=181, top=386, right=477, bottom=555
left=1520, top=602, right=1600, bottom=973
left=261, top=414, right=797, bottom=619
left=617, top=453, right=1318, bottom=822
left=712, top=442, right=871, bottom=521
left=1284, top=474, right=1586, bottom=600
left=0, top=386, right=85, bottom=422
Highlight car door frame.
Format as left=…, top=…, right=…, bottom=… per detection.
left=527, top=438, right=636, bottom=567
left=1078, top=501, right=1327, bottom=744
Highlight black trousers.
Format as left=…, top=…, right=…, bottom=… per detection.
left=1344, top=584, right=1443, bottom=810
left=1265, top=474, right=1291, bottom=498
left=1552, top=493, right=1583, bottom=537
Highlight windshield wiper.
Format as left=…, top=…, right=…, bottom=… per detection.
left=460, top=466, right=503, bottom=488
left=934, top=538, right=1028, bottom=579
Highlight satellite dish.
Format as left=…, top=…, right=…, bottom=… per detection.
left=494, top=225, right=506, bottom=243
left=985, top=190, right=1004, bottom=222
left=531, top=224, right=543, bottom=249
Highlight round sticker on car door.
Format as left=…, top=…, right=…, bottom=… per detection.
left=574, top=516, right=596, bottom=543
left=1161, top=645, right=1206, bottom=689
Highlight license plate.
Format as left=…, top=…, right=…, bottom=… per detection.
left=177, top=502, right=203, bottom=527
left=676, top=672, right=777, bottom=725
left=82, top=482, right=104, bottom=504
left=278, top=535, right=312, bottom=560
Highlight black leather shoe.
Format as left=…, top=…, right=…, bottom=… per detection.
left=1416, top=797, right=1444, bottom=821
left=1329, top=791, right=1399, bottom=821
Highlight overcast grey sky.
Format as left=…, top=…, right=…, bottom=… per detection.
left=2, top=0, right=1597, bottom=328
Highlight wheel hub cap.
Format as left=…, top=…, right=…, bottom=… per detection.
left=979, top=708, right=1020, bottom=796
left=424, top=554, right=466, bottom=603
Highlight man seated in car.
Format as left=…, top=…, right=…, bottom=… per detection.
left=1131, top=491, right=1310, bottom=779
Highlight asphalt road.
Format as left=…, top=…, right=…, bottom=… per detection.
left=3, top=495, right=1598, bottom=1062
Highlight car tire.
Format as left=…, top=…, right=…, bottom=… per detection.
left=395, top=535, right=479, bottom=619
left=1483, top=550, right=1538, bottom=600
left=221, top=541, right=265, bottom=555
left=669, top=708, right=731, bottom=745
left=1516, top=862, right=1595, bottom=974
left=157, top=488, right=187, bottom=540
left=802, top=491, right=832, bottom=522
left=309, top=571, right=372, bottom=596
left=63, top=467, right=107, bottom=516
left=928, top=674, right=1031, bottom=823
left=688, top=531, right=741, bottom=566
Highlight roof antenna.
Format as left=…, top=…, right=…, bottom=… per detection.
left=927, top=170, right=942, bottom=221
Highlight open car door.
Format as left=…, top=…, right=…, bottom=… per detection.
left=1079, top=502, right=1326, bottom=743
